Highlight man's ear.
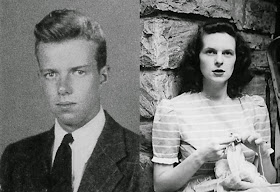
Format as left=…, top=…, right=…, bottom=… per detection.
left=99, top=65, right=109, bottom=84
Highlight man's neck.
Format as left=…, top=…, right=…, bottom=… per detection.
left=57, top=107, right=103, bottom=133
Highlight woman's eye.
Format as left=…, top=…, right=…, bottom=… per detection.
left=223, top=51, right=234, bottom=56
left=205, top=50, right=216, bottom=55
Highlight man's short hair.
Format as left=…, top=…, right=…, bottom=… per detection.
left=34, top=9, right=106, bottom=71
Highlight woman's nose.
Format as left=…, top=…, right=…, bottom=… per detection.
left=215, top=53, right=223, bottom=67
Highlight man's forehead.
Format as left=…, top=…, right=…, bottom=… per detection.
left=36, top=39, right=98, bottom=60
left=37, top=39, right=98, bottom=50
left=37, top=39, right=98, bottom=69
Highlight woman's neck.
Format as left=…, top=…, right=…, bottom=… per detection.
left=202, top=80, right=228, bottom=101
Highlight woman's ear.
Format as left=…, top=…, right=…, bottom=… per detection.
left=99, top=65, right=109, bottom=84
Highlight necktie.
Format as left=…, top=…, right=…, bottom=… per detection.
left=50, top=133, right=74, bottom=192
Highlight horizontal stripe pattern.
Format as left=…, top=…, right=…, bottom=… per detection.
left=152, top=92, right=272, bottom=175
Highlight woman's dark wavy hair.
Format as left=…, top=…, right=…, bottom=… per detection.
left=178, top=20, right=253, bottom=98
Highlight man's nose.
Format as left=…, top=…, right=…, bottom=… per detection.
left=215, top=53, right=223, bottom=67
left=57, top=75, right=72, bottom=95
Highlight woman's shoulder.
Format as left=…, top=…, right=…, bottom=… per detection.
left=239, top=94, right=266, bottom=107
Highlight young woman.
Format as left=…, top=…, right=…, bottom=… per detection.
left=152, top=21, right=276, bottom=192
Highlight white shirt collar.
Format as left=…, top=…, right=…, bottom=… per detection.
left=52, top=106, right=105, bottom=163
left=52, top=107, right=106, bottom=192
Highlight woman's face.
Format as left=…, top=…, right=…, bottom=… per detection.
left=199, top=32, right=236, bottom=86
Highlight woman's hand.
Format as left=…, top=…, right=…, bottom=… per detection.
left=198, top=137, right=236, bottom=162
left=240, top=131, right=277, bottom=183
left=240, top=132, right=265, bottom=153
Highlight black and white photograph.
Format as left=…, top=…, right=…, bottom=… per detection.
left=1, top=0, right=280, bottom=192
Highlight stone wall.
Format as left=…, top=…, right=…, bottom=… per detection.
left=140, top=0, right=278, bottom=191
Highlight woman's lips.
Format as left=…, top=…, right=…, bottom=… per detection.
left=212, top=69, right=225, bottom=76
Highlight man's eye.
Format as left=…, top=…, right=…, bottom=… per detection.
left=74, top=70, right=86, bottom=75
left=44, top=72, right=56, bottom=79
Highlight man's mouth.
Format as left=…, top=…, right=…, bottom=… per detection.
left=56, top=102, right=76, bottom=108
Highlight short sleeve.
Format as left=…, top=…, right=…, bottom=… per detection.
left=251, top=95, right=273, bottom=153
left=152, top=99, right=180, bottom=164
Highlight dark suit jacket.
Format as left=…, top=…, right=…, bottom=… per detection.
left=0, top=111, right=139, bottom=192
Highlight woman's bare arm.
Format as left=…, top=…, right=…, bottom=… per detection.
left=153, top=137, right=235, bottom=192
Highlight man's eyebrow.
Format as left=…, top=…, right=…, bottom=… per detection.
left=71, top=64, right=92, bottom=71
left=39, top=68, right=57, bottom=73
left=39, top=65, right=93, bottom=73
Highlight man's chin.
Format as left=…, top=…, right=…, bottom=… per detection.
left=56, top=115, right=82, bottom=130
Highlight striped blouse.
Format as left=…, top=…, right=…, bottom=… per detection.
left=152, top=92, right=272, bottom=177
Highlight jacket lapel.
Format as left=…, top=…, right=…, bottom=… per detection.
left=22, top=128, right=54, bottom=191
left=78, top=112, right=127, bottom=192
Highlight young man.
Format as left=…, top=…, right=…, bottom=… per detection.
left=0, top=9, right=139, bottom=192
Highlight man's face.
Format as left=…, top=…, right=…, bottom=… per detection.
left=37, top=39, right=107, bottom=132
